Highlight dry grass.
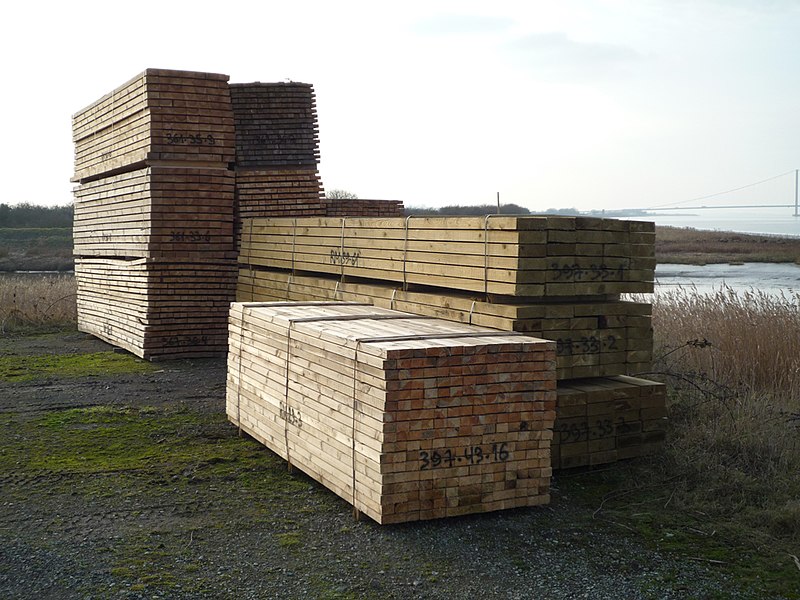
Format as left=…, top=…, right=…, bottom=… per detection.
left=649, top=286, right=800, bottom=540
left=656, top=225, right=800, bottom=264
left=0, top=273, right=77, bottom=332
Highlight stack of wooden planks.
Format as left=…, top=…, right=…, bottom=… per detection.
left=227, top=302, right=556, bottom=524
left=236, top=169, right=326, bottom=221
left=229, top=82, right=405, bottom=236
left=552, top=376, right=667, bottom=469
left=229, top=82, right=320, bottom=168
left=236, top=214, right=666, bottom=471
left=326, top=198, right=405, bottom=218
left=230, top=83, right=327, bottom=237
left=236, top=268, right=653, bottom=380
left=72, top=69, right=238, bottom=359
left=72, top=69, right=235, bottom=183
left=73, top=167, right=236, bottom=258
left=76, top=257, right=237, bottom=359
left=239, top=216, right=655, bottom=297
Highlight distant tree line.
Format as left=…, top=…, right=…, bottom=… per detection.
left=0, top=203, right=73, bottom=228
left=404, top=204, right=586, bottom=216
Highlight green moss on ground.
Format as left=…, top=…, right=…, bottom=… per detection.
left=0, top=351, right=155, bottom=382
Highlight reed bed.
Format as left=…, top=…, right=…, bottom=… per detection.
left=650, top=286, right=800, bottom=539
left=0, top=273, right=77, bottom=332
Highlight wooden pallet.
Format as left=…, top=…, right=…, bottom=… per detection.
left=229, top=82, right=320, bottom=168
left=236, top=267, right=653, bottom=379
left=72, top=69, right=235, bottom=182
left=552, top=375, right=667, bottom=469
left=227, top=301, right=556, bottom=524
left=73, top=166, right=236, bottom=258
left=239, top=216, right=656, bottom=297
left=75, top=257, right=237, bottom=359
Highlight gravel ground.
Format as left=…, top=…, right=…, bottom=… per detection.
left=0, top=332, right=788, bottom=599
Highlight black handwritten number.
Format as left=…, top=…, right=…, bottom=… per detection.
left=330, top=249, right=361, bottom=267
left=443, top=449, right=455, bottom=468
left=420, top=451, right=430, bottom=470
left=431, top=451, right=442, bottom=468
left=589, top=337, right=601, bottom=353
left=206, top=134, right=216, bottom=145
left=492, top=442, right=509, bottom=461
left=606, top=336, right=618, bottom=350
left=279, top=402, right=302, bottom=427
left=463, top=446, right=473, bottom=463
left=473, top=446, right=484, bottom=464
left=556, top=338, right=573, bottom=356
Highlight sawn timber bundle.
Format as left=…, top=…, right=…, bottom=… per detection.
left=76, top=257, right=237, bottom=359
left=227, top=302, right=556, bottom=524
left=229, top=82, right=320, bottom=168
left=236, top=267, right=653, bottom=380
left=72, top=69, right=235, bottom=183
left=239, top=216, right=656, bottom=297
left=72, top=69, right=238, bottom=359
left=553, top=376, right=667, bottom=469
left=73, top=166, right=236, bottom=258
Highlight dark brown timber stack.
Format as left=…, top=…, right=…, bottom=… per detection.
left=229, top=82, right=327, bottom=243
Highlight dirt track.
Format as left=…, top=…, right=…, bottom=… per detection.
left=0, top=331, right=783, bottom=599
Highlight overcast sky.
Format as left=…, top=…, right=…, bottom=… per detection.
left=2, top=0, right=799, bottom=211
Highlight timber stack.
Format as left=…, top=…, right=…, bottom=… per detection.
left=72, top=69, right=238, bottom=359
left=230, top=83, right=327, bottom=240
left=326, top=198, right=406, bottom=218
left=226, top=302, right=556, bottom=523
left=236, top=215, right=667, bottom=469
left=229, top=83, right=404, bottom=240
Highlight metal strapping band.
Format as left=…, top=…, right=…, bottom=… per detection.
left=351, top=340, right=362, bottom=521
left=468, top=300, right=476, bottom=325
left=290, top=218, right=298, bottom=274
left=403, top=215, right=413, bottom=290
left=283, top=321, right=294, bottom=472
left=333, top=280, right=340, bottom=300
left=355, top=330, right=526, bottom=345
left=288, top=313, right=430, bottom=325
left=235, top=306, right=246, bottom=436
left=339, top=217, right=347, bottom=280
left=248, top=219, right=256, bottom=301
left=286, top=274, right=294, bottom=301
left=483, top=214, right=498, bottom=297
left=389, top=288, right=398, bottom=310
left=247, top=301, right=367, bottom=308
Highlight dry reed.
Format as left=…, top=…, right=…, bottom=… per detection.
left=0, top=273, right=77, bottom=332
left=650, top=286, right=800, bottom=536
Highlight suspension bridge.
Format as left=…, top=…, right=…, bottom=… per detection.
left=636, top=169, right=800, bottom=216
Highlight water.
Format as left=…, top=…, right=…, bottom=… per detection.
left=655, top=262, right=800, bottom=296
left=627, top=207, right=800, bottom=237
left=623, top=206, right=800, bottom=296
